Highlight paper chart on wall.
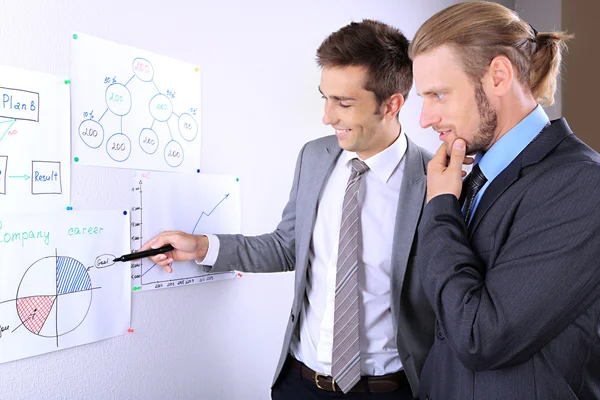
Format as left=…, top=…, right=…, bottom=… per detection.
left=0, top=211, right=130, bottom=364
left=0, top=65, right=71, bottom=213
left=130, top=172, right=240, bottom=291
left=70, top=32, right=201, bottom=171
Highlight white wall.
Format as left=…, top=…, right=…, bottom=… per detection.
left=0, top=1, right=494, bottom=399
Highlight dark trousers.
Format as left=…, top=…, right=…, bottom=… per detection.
left=271, top=363, right=415, bottom=400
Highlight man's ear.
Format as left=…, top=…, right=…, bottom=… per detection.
left=383, top=93, right=405, bottom=120
left=485, top=55, right=514, bottom=97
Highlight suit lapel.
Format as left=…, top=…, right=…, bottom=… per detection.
left=391, top=137, right=427, bottom=322
left=468, top=118, right=573, bottom=237
left=467, top=157, right=521, bottom=238
left=296, top=140, right=341, bottom=277
left=310, top=144, right=342, bottom=205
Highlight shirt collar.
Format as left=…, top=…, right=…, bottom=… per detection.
left=341, top=126, right=407, bottom=184
left=475, top=104, right=550, bottom=182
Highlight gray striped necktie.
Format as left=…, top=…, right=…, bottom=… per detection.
left=331, top=158, right=369, bottom=393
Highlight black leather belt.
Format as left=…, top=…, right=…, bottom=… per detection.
left=285, top=356, right=409, bottom=393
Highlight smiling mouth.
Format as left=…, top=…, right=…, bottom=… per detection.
left=335, top=129, right=351, bottom=138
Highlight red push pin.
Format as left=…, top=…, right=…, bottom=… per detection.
left=127, top=328, right=134, bottom=333
left=237, top=273, right=243, bottom=278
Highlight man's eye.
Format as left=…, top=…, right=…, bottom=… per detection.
left=340, top=103, right=351, bottom=108
left=435, top=93, right=445, bottom=100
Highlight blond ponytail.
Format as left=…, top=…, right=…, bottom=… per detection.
left=530, top=32, right=573, bottom=106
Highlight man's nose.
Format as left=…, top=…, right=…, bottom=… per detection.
left=420, top=102, right=441, bottom=129
left=322, top=102, right=338, bottom=125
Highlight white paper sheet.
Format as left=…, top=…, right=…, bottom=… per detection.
left=70, top=33, right=201, bottom=172
left=0, top=65, right=71, bottom=212
left=0, top=211, right=131, bottom=364
left=131, top=171, right=240, bottom=291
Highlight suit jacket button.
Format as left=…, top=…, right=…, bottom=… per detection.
left=436, top=329, right=445, bottom=340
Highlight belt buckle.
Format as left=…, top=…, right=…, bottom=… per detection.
left=314, top=373, right=336, bottom=392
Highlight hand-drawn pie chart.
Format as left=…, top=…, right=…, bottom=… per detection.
left=15, top=256, right=93, bottom=338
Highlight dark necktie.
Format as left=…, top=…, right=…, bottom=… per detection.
left=331, top=158, right=369, bottom=393
left=463, top=164, right=487, bottom=224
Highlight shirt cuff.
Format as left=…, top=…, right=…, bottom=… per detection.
left=194, top=234, right=220, bottom=266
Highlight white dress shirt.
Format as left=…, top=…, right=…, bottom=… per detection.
left=201, top=130, right=407, bottom=376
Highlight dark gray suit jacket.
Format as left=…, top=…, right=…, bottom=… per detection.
left=416, top=119, right=600, bottom=400
left=210, top=134, right=434, bottom=397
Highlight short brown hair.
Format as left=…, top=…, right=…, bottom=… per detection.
left=409, top=1, right=573, bottom=106
left=317, top=19, right=412, bottom=105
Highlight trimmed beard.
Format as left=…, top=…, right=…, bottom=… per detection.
left=467, top=82, right=498, bottom=155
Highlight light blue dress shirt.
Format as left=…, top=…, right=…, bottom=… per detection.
left=466, top=105, right=550, bottom=225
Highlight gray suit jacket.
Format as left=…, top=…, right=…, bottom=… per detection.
left=210, top=134, right=434, bottom=397
left=416, top=119, right=600, bottom=400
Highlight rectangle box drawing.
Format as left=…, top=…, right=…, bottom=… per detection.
left=0, top=87, right=40, bottom=122
left=31, top=160, right=62, bottom=195
left=0, top=156, right=7, bottom=194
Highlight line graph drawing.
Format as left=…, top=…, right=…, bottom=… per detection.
left=140, top=193, right=232, bottom=279
left=192, top=193, right=230, bottom=234
left=130, top=172, right=240, bottom=291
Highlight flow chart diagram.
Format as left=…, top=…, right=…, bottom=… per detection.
left=71, top=33, right=201, bottom=172
left=0, top=66, right=70, bottom=212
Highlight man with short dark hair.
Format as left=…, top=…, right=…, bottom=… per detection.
left=141, top=20, right=433, bottom=399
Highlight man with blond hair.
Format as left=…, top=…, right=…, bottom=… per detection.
left=410, top=2, right=600, bottom=399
